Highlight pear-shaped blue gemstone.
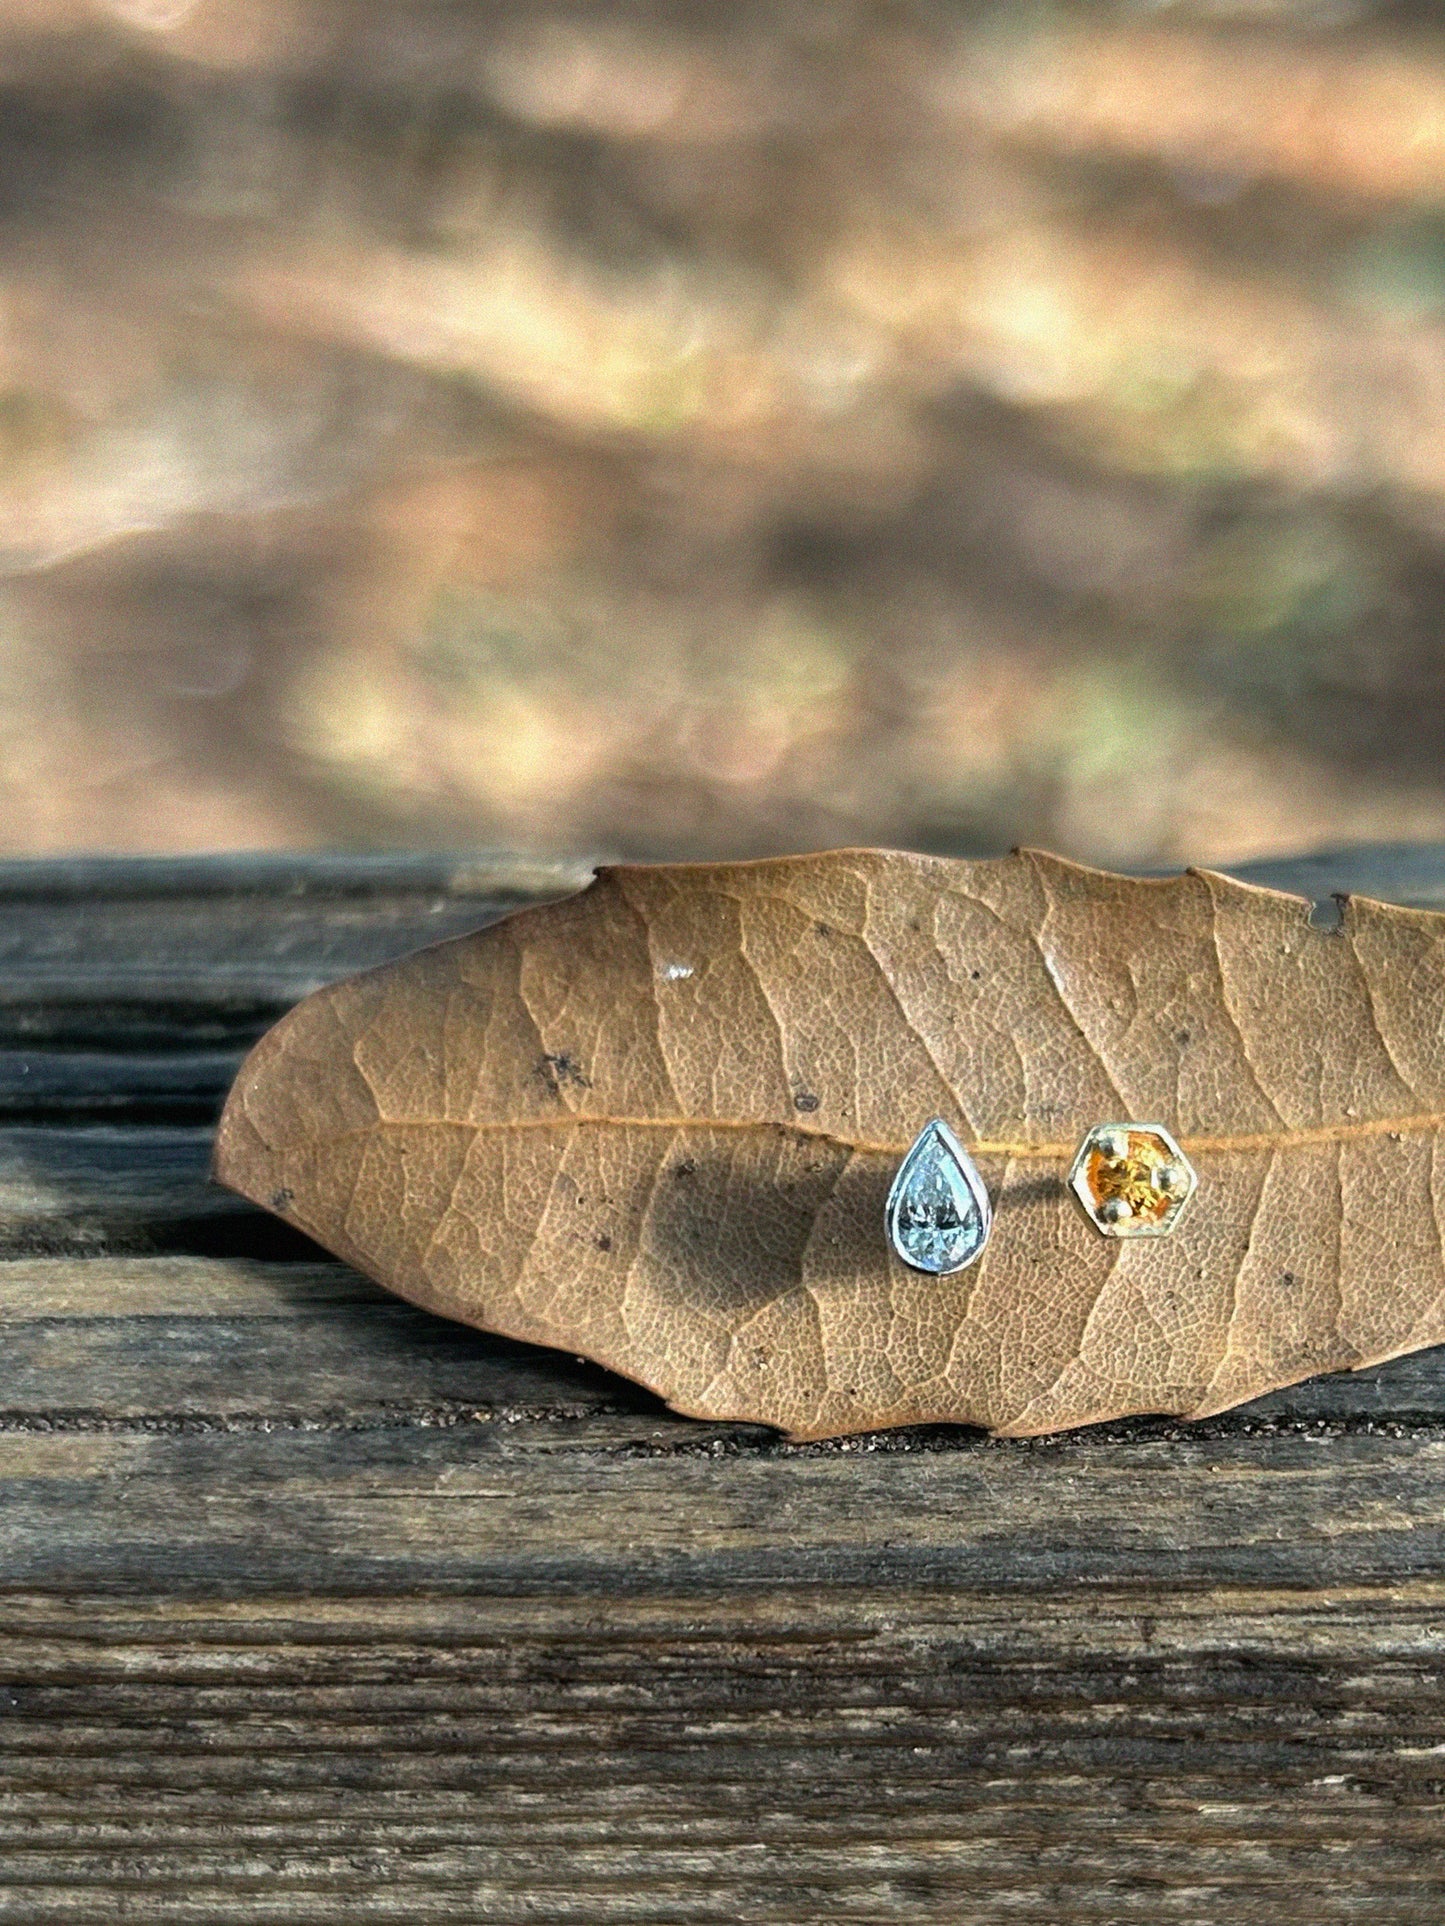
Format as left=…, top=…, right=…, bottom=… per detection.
left=886, top=1118, right=991, bottom=1275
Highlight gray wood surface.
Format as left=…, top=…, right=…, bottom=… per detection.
left=3, top=845, right=1445, bottom=1922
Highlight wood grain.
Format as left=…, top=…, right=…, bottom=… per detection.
left=0, top=1587, right=1441, bottom=1922
left=3, top=848, right=1445, bottom=1921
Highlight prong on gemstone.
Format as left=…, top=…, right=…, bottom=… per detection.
left=1152, top=1161, right=1188, bottom=1196
left=1095, top=1127, right=1130, bottom=1163
left=1099, top=1196, right=1133, bottom=1225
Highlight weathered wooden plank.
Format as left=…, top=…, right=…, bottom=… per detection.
left=3, top=1244, right=1445, bottom=1433
left=0, top=1127, right=221, bottom=1217
left=0, top=1126, right=271, bottom=1256
left=0, top=1589, right=1436, bottom=1924
left=0, top=1259, right=639, bottom=1425
left=0, top=1412, right=1443, bottom=1592
left=0, top=845, right=1422, bottom=1062
left=3, top=847, right=1445, bottom=1923
left=0, top=1250, right=1438, bottom=1430
left=0, top=852, right=589, bottom=1055
left=0, top=1051, right=246, bottom=1122
left=0, top=844, right=1429, bottom=1116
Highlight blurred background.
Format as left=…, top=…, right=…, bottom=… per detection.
left=4, top=0, right=1445, bottom=865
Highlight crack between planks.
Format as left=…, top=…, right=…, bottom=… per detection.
left=0, top=1407, right=1441, bottom=1449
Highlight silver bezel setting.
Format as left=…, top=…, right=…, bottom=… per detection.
left=885, top=1117, right=993, bottom=1275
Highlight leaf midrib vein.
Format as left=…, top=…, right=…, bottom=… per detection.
left=312, top=1112, right=1445, bottom=1159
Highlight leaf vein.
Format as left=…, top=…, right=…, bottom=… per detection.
left=287, top=1110, right=1445, bottom=1159
left=1201, top=882, right=1290, bottom=1129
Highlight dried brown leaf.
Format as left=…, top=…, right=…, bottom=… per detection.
left=213, top=848, right=1445, bottom=1438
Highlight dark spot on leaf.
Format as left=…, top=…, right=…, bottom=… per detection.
left=536, top=1051, right=592, bottom=1094
left=596, top=1233, right=612, bottom=1252
left=270, top=1187, right=293, bottom=1212
left=815, top=921, right=832, bottom=937
left=674, top=1159, right=696, bottom=1179
left=793, top=1091, right=820, bottom=1113
left=1176, top=1027, right=1191, bottom=1045
left=970, top=969, right=981, bottom=980
left=1280, top=1271, right=1296, bottom=1289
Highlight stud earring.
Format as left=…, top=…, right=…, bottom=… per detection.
left=886, top=1118, right=992, bottom=1274
left=1069, top=1123, right=1196, bottom=1237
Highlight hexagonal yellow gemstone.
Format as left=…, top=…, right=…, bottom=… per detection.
left=1068, top=1124, right=1196, bottom=1238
